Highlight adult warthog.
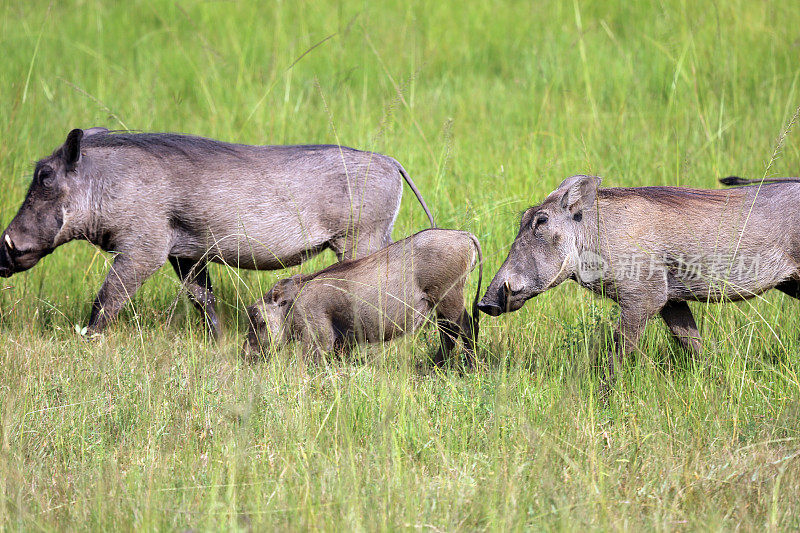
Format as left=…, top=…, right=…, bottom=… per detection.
left=0, top=128, right=434, bottom=337
left=478, top=174, right=800, bottom=384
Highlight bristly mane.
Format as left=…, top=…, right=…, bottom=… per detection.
left=81, top=132, right=250, bottom=160
left=598, top=186, right=738, bottom=206
left=81, top=132, right=372, bottom=162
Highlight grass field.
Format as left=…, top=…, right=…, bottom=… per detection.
left=2, top=0, right=800, bottom=529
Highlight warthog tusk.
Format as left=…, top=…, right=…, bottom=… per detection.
left=4, top=234, right=13, bottom=250
left=503, top=280, right=511, bottom=294
left=543, top=256, right=571, bottom=291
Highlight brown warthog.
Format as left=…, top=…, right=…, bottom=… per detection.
left=478, top=174, right=800, bottom=382
left=243, top=229, right=483, bottom=366
left=0, top=128, right=434, bottom=337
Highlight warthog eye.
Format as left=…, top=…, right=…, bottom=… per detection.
left=38, top=167, right=55, bottom=187
left=533, top=214, right=548, bottom=228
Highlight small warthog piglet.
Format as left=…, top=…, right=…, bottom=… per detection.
left=244, top=229, right=482, bottom=366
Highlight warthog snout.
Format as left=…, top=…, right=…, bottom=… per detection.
left=0, top=229, right=48, bottom=276
left=0, top=242, right=11, bottom=278
left=478, top=274, right=530, bottom=316
left=0, top=233, right=23, bottom=278
left=477, top=288, right=505, bottom=316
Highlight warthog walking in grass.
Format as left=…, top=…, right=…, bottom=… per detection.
left=478, top=174, right=800, bottom=383
left=243, top=229, right=482, bottom=366
left=0, top=128, right=434, bottom=337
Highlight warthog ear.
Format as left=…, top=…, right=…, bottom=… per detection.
left=558, top=175, right=601, bottom=218
left=270, top=278, right=298, bottom=306
left=269, top=283, right=286, bottom=305
left=63, top=129, right=84, bottom=170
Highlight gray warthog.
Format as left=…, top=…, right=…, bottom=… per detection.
left=0, top=128, right=434, bottom=337
left=478, top=174, right=800, bottom=382
left=243, top=229, right=483, bottom=366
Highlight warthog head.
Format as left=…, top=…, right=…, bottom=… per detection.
left=0, top=128, right=107, bottom=278
left=478, top=175, right=601, bottom=316
left=243, top=276, right=302, bottom=356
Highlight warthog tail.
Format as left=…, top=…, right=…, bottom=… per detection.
left=468, top=232, right=483, bottom=348
left=396, top=163, right=436, bottom=228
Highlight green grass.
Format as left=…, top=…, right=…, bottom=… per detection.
left=2, top=0, right=800, bottom=529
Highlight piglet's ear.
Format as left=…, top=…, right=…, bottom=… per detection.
left=63, top=129, right=84, bottom=170
left=269, top=283, right=285, bottom=304
left=558, top=175, right=601, bottom=218
left=270, top=278, right=299, bottom=306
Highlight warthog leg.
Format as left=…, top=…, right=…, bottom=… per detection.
left=776, top=279, right=800, bottom=299
left=433, top=309, right=476, bottom=369
left=604, top=305, right=651, bottom=389
left=457, top=309, right=478, bottom=368
left=169, top=257, right=221, bottom=339
left=433, top=280, right=475, bottom=368
left=660, top=301, right=702, bottom=353
left=433, top=319, right=459, bottom=367
left=296, top=311, right=334, bottom=363
left=87, top=251, right=167, bottom=335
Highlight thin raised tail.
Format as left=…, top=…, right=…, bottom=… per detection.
left=467, top=232, right=483, bottom=349
left=396, top=163, right=436, bottom=228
